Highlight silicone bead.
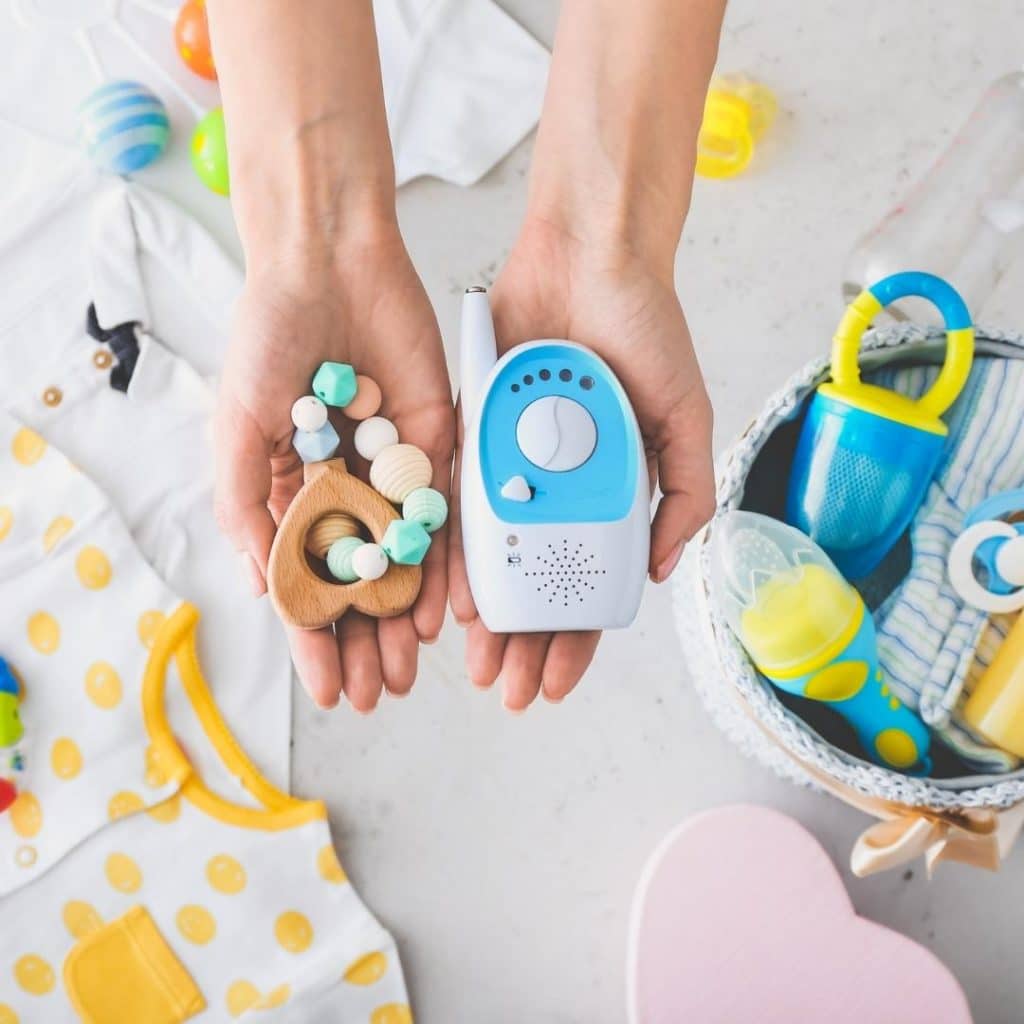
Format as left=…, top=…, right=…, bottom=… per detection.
left=351, top=542, right=389, bottom=581
left=402, top=487, right=448, bottom=533
left=343, top=375, right=383, bottom=420
left=293, top=420, right=340, bottom=463
left=175, top=0, right=216, bottom=80
left=382, top=519, right=431, bottom=566
left=325, top=536, right=364, bottom=583
left=191, top=107, right=229, bottom=195
left=305, top=512, right=361, bottom=559
left=291, top=395, right=328, bottom=433
left=79, top=81, right=170, bottom=175
left=312, top=362, right=358, bottom=408
left=354, top=417, right=399, bottom=461
left=370, top=444, right=432, bottom=503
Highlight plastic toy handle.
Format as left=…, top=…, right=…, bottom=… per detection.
left=831, top=271, right=974, bottom=418
left=695, top=91, right=754, bottom=179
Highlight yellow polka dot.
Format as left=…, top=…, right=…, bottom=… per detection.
left=10, top=792, right=42, bottom=838
left=13, top=954, right=54, bottom=996
left=27, top=612, right=59, bottom=655
left=226, top=981, right=260, bottom=1017
left=0, top=507, right=12, bottom=543
left=207, top=854, right=246, bottom=894
left=274, top=910, right=313, bottom=954
left=137, top=610, right=166, bottom=649
left=317, top=845, right=347, bottom=885
left=804, top=660, right=868, bottom=702
left=261, top=985, right=290, bottom=1009
left=42, top=515, right=73, bottom=553
left=176, top=904, right=217, bottom=945
left=881, top=683, right=890, bottom=697
left=147, top=793, right=182, bottom=825
left=108, top=791, right=144, bottom=821
left=343, top=951, right=387, bottom=986
left=144, top=744, right=169, bottom=788
left=85, top=661, right=122, bottom=710
left=0, top=1002, right=18, bottom=1024
left=875, top=728, right=920, bottom=770
left=371, top=1004, right=413, bottom=1024
left=50, top=738, right=83, bottom=780
left=105, top=852, right=142, bottom=893
left=889, top=696, right=901, bottom=711
left=75, top=546, right=112, bottom=590
left=63, top=901, right=103, bottom=940
left=11, top=428, right=46, bottom=466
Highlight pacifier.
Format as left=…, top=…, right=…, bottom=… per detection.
left=948, top=489, right=1024, bottom=757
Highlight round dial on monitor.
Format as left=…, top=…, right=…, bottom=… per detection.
left=515, top=395, right=597, bottom=472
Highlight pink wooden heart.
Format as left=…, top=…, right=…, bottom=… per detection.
left=627, top=805, right=971, bottom=1024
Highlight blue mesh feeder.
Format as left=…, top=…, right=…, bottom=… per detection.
left=786, top=272, right=974, bottom=580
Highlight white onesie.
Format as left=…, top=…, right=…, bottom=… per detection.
left=0, top=413, right=410, bottom=1022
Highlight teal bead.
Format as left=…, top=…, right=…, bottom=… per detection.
left=312, top=362, right=358, bottom=408
left=326, top=536, right=364, bottom=582
left=381, top=519, right=431, bottom=565
left=402, top=487, right=448, bottom=533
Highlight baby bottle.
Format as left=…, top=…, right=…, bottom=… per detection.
left=708, top=511, right=931, bottom=772
left=844, top=71, right=1024, bottom=321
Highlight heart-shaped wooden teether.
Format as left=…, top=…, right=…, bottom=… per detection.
left=628, top=804, right=972, bottom=1024
left=268, top=459, right=421, bottom=628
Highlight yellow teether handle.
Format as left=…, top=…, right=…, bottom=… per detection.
left=831, top=271, right=974, bottom=418
left=696, top=91, right=754, bottom=179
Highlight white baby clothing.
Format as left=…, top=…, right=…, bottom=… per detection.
left=0, top=159, right=291, bottom=791
left=0, top=413, right=410, bottom=1021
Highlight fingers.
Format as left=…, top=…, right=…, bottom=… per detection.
left=378, top=613, right=419, bottom=697
left=214, top=396, right=278, bottom=593
left=338, top=612, right=384, bottom=713
left=541, top=631, right=601, bottom=703
left=465, top=618, right=506, bottom=689
left=649, top=390, right=716, bottom=582
left=411, top=439, right=452, bottom=644
left=286, top=624, right=343, bottom=710
left=447, top=416, right=478, bottom=627
left=499, top=633, right=550, bottom=712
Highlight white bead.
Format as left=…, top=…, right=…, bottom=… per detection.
left=354, top=416, right=399, bottom=461
left=291, top=395, right=328, bottom=433
left=352, top=542, right=389, bottom=581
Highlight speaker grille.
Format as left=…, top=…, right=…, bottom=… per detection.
left=525, top=540, right=606, bottom=607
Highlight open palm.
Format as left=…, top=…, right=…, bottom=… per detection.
left=216, top=233, right=454, bottom=710
left=448, top=220, right=715, bottom=710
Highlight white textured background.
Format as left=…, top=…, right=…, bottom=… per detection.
left=149, top=1, right=1024, bottom=1020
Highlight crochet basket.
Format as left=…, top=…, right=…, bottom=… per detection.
left=674, top=322, right=1024, bottom=876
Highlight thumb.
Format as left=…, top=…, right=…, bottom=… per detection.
left=648, top=390, right=715, bottom=583
left=214, top=395, right=278, bottom=595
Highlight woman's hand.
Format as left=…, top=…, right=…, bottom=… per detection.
left=448, top=218, right=714, bottom=710
left=215, top=226, right=454, bottom=711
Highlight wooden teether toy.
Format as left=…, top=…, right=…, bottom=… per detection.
left=268, top=364, right=445, bottom=629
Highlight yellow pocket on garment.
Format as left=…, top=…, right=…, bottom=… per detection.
left=64, top=905, right=205, bottom=1023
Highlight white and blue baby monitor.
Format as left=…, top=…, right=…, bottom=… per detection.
left=459, top=287, right=650, bottom=633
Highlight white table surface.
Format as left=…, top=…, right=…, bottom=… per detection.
left=145, top=1, right=1024, bottom=1019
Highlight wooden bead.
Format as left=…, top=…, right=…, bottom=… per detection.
left=291, top=395, right=328, bottom=433
left=343, top=376, right=382, bottom=420
left=369, top=444, right=432, bottom=503
left=354, top=417, right=399, bottom=461
left=352, top=543, right=389, bottom=581
left=305, top=512, right=361, bottom=559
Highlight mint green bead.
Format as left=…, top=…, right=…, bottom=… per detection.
left=326, top=536, right=364, bottom=582
left=312, top=362, right=357, bottom=408
left=402, top=487, right=448, bottom=533
left=381, top=519, right=431, bottom=565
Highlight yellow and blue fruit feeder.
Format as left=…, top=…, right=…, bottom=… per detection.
left=709, top=511, right=931, bottom=773
left=786, top=271, right=974, bottom=580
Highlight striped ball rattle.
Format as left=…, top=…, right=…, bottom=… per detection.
left=78, top=80, right=171, bottom=175
left=268, top=362, right=447, bottom=629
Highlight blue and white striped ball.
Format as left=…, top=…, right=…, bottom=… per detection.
left=78, top=80, right=170, bottom=175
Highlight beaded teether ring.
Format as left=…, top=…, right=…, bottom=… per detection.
left=267, top=363, right=447, bottom=630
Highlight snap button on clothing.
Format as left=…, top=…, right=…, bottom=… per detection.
left=42, top=387, right=62, bottom=407
left=92, top=350, right=113, bottom=370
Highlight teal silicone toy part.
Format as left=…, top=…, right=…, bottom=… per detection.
left=477, top=343, right=639, bottom=525
left=763, top=610, right=932, bottom=774
left=402, top=487, right=448, bottom=533
left=326, top=536, right=364, bottom=582
left=381, top=520, right=431, bottom=565
left=293, top=421, right=340, bottom=463
left=312, top=362, right=358, bottom=408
